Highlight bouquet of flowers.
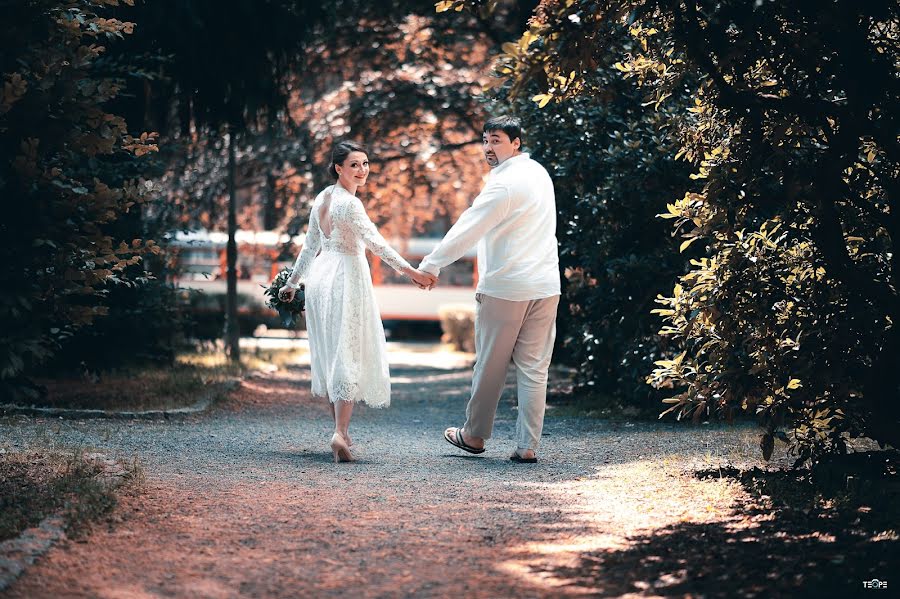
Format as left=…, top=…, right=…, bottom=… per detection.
left=263, top=268, right=305, bottom=328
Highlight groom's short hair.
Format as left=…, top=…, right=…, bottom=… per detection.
left=483, top=115, right=523, bottom=145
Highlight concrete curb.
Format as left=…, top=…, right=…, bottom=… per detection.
left=0, top=515, right=67, bottom=593
left=0, top=379, right=240, bottom=420
left=0, top=452, right=132, bottom=592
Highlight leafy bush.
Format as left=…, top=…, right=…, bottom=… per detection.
left=0, top=0, right=159, bottom=398
left=497, top=29, right=692, bottom=413
left=438, top=305, right=475, bottom=353
left=468, top=0, right=899, bottom=464
left=46, top=275, right=185, bottom=374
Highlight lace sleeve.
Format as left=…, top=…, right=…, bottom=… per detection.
left=347, top=199, right=411, bottom=273
left=286, top=209, right=323, bottom=288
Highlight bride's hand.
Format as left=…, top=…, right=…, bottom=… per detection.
left=407, top=268, right=437, bottom=290
left=278, top=285, right=296, bottom=302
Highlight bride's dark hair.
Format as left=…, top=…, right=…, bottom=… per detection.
left=329, top=140, right=369, bottom=179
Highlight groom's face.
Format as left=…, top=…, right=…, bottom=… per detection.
left=482, top=129, right=520, bottom=168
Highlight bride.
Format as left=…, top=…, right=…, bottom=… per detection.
left=278, top=140, right=436, bottom=462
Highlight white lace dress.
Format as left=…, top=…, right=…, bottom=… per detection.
left=286, top=185, right=411, bottom=407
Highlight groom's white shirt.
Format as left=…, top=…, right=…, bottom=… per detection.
left=419, top=153, right=560, bottom=302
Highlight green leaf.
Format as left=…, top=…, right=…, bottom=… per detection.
left=502, top=42, right=520, bottom=56
left=531, top=93, right=552, bottom=108
left=679, top=237, right=699, bottom=252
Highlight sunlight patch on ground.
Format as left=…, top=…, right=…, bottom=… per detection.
left=238, top=380, right=283, bottom=396
left=247, top=338, right=475, bottom=370
left=388, top=343, right=473, bottom=370
left=390, top=371, right=473, bottom=384
left=496, top=455, right=751, bottom=594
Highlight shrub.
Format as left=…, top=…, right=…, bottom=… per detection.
left=444, top=0, right=898, bottom=464
left=0, top=0, right=159, bottom=399
left=438, top=304, right=475, bottom=353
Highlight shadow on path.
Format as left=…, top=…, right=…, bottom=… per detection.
left=4, top=355, right=896, bottom=598
left=534, top=504, right=897, bottom=597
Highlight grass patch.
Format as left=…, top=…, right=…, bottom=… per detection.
left=0, top=447, right=140, bottom=542
left=177, top=346, right=306, bottom=373
left=19, top=347, right=305, bottom=412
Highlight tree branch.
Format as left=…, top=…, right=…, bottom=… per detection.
left=378, top=138, right=481, bottom=163
left=808, top=125, right=897, bottom=311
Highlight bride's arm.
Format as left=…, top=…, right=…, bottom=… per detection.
left=285, top=208, right=323, bottom=289
left=347, top=198, right=413, bottom=274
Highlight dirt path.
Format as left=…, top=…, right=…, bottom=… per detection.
left=1, top=347, right=870, bottom=598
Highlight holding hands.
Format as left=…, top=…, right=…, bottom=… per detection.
left=280, top=269, right=435, bottom=300
left=404, top=267, right=438, bottom=290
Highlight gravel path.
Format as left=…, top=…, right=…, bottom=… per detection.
left=2, top=346, right=779, bottom=598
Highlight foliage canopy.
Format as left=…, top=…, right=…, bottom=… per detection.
left=444, top=0, right=900, bottom=463
left=1, top=0, right=159, bottom=397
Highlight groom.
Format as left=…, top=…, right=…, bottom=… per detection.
left=419, top=115, right=560, bottom=463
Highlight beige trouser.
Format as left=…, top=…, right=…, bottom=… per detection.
left=462, top=293, right=560, bottom=451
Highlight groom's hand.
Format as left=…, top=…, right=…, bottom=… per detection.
left=421, top=272, right=438, bottom=290
left=408, top=268, right=438, bottom=290
left=413, top=262, right=439, bottom=290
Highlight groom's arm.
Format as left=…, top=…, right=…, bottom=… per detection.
left=419, top=180, right=510, bottom=275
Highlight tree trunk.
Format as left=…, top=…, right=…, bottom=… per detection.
left=225, top=128, right=241, bottom=363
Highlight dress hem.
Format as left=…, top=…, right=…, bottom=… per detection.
left=310, top=390, right=390, bottom=409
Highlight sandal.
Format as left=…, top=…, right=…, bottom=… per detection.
left=443, top=427, right=485, bottom=455
left=509, top=451, right=537, bottom=464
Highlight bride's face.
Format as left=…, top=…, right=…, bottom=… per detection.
left=336, top=151, right=370, bottom=188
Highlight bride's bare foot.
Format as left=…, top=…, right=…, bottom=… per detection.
left=341, top=431, right=353, bottom=448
